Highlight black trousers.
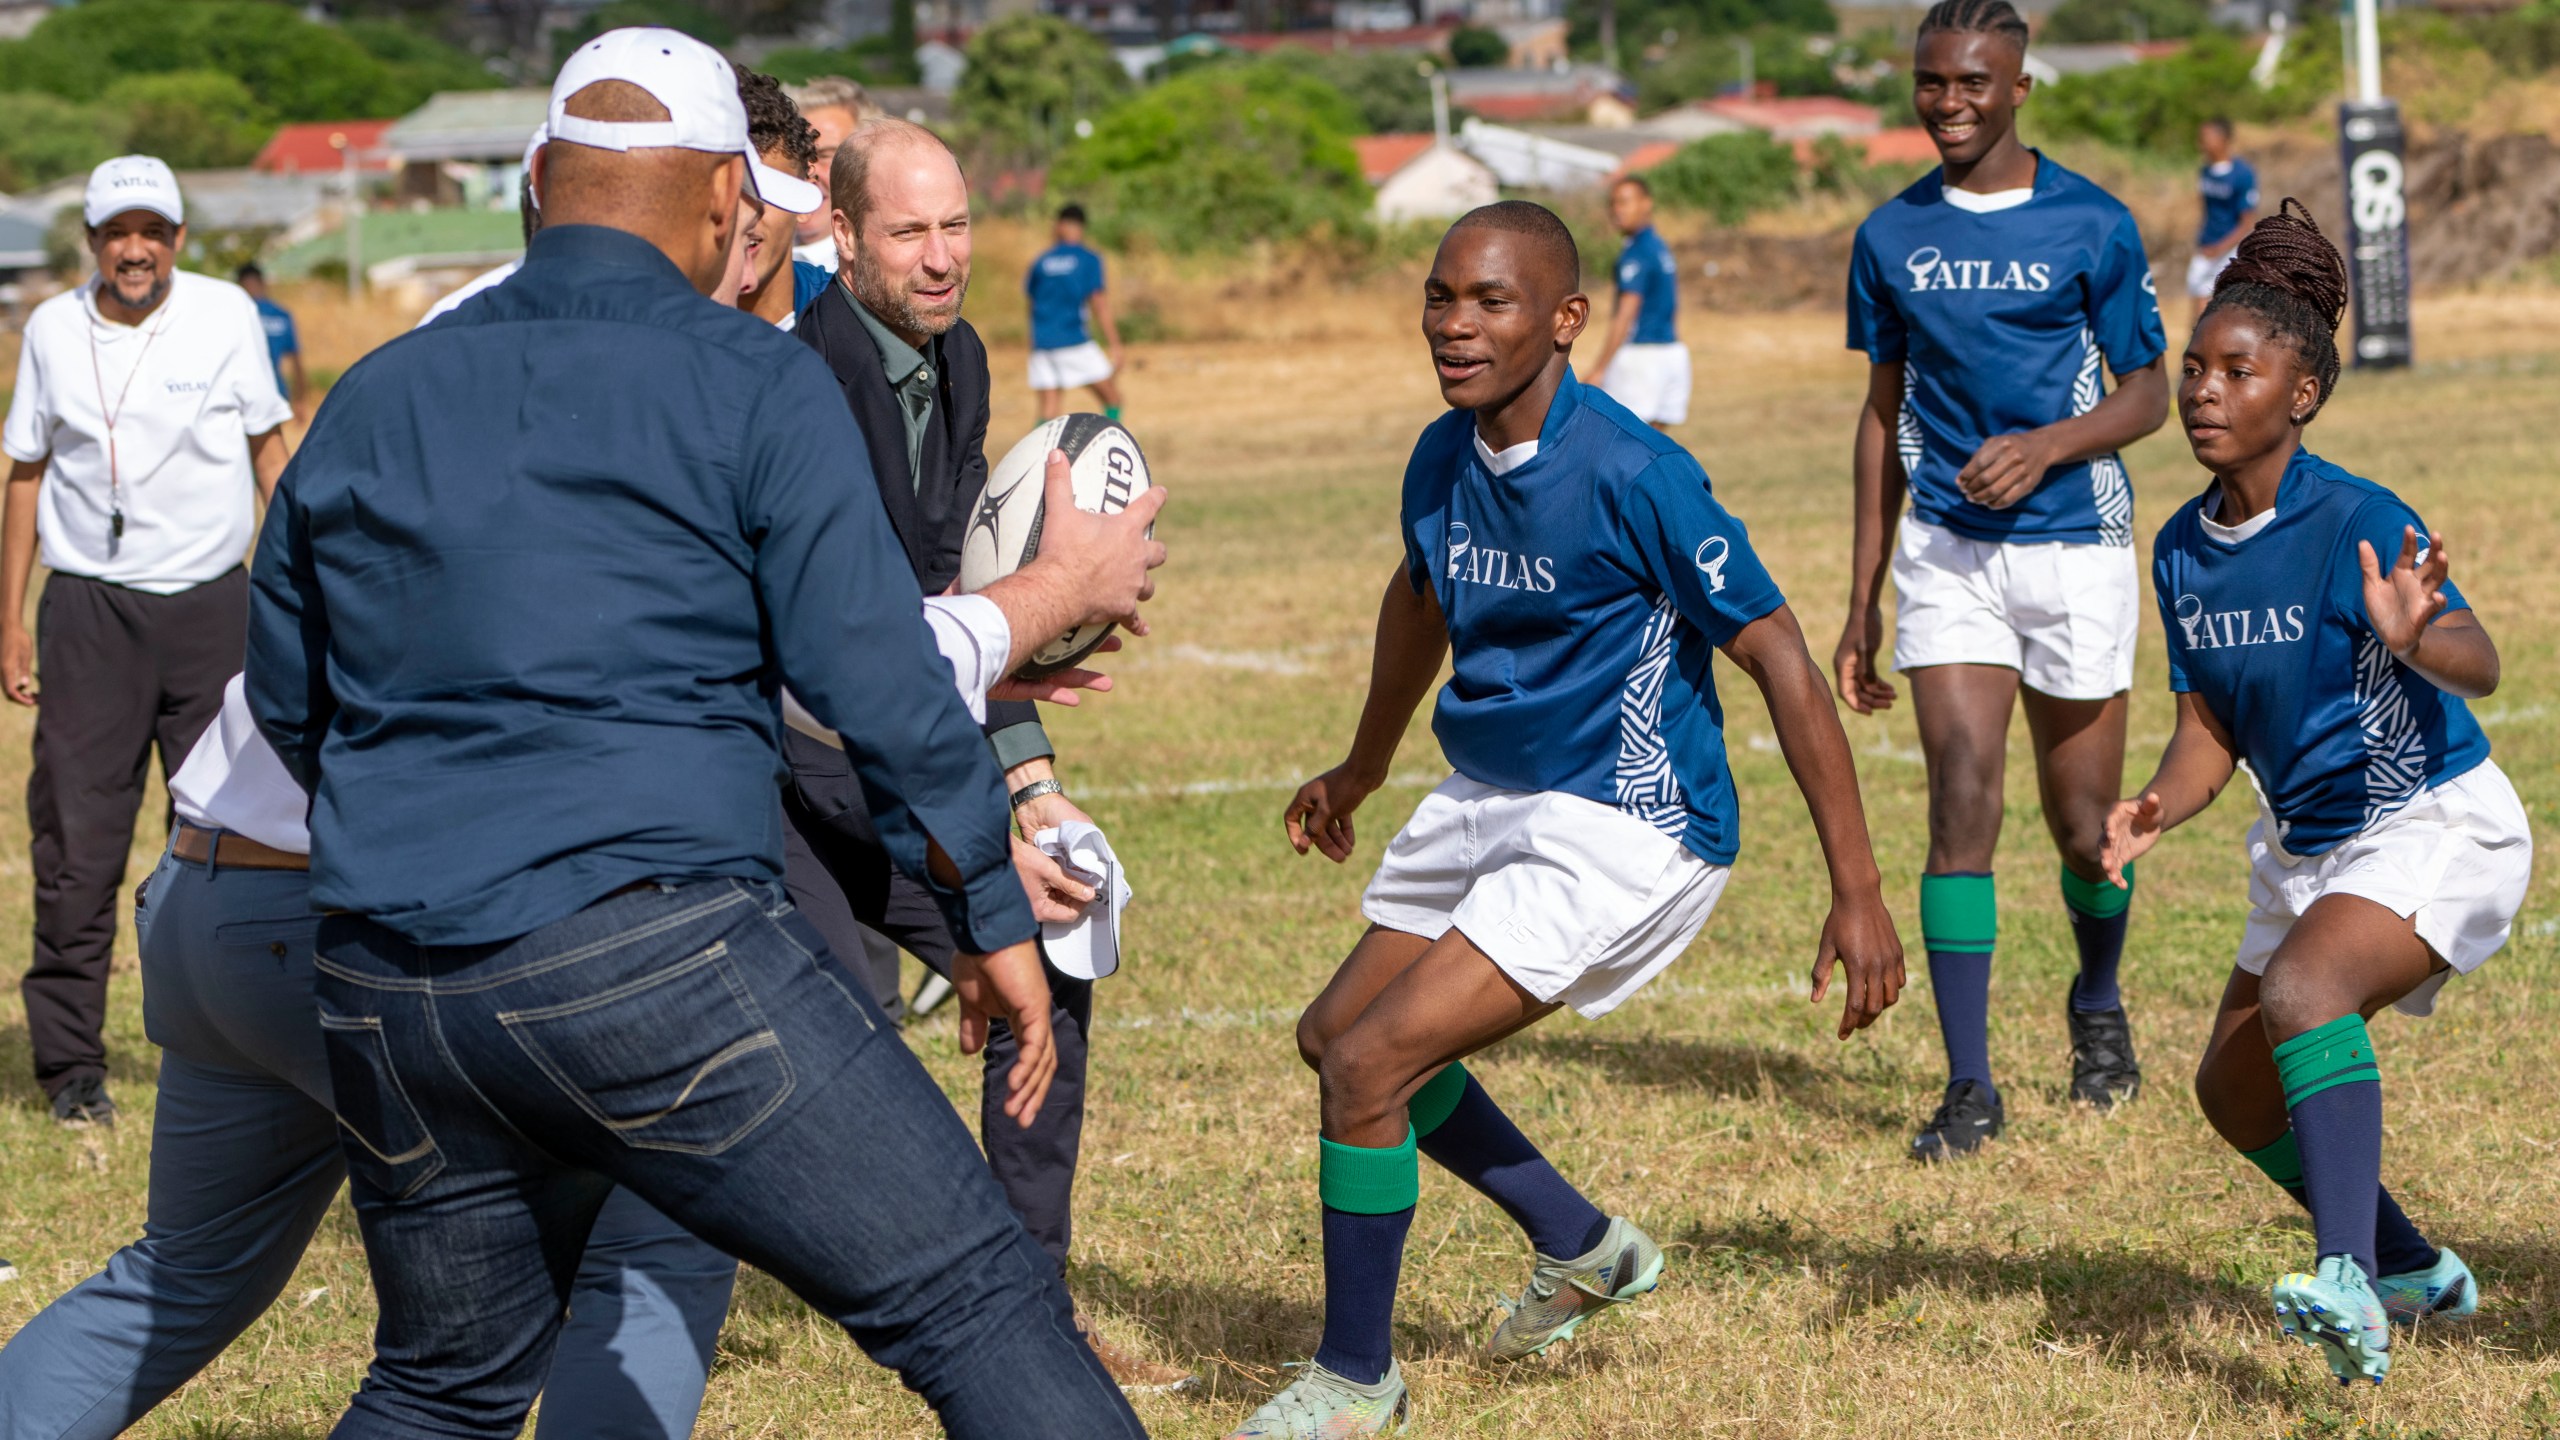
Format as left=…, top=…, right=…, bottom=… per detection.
left=778, top=731, right=1092, bottom=1276
left=25, top=568, right=244, bottom=1096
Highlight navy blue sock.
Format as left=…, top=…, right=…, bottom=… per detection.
left=2278, top=1014, right=2385, bottom=1282
left=2060, top=866, right=2132, bottom=1013
left=1310, top=1206, right=1412, bottom=1385
left=1416, top=1073, right=1609, bottom=1258
left=1927, top=949, right=1996, bottom=1092
left=1919, top=872, right=1997, bottom=1095
left=2374, top=1186, right=2440, bottom=1276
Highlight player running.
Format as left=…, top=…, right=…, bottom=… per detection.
left=1233, top=200, right=1904, bottom=1438
left=2102, top=202, right=2527, bottom=1386
left=1834, top=0, right=2170, bottom=1161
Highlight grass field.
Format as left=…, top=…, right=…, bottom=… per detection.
left=3, top=286, right=2559, bottom=1439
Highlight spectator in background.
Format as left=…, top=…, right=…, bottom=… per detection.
left=0, top=155, right=293, bottom=1127
left=2187, top=117, right=2260, bottom=327
left=235, top=263, right=304, bottom=408
left=783, top=74, right=883, bottom=273
left=1585, top=173, right=1689, bottom=429
left=1025, top=203, right=1125, bottom=423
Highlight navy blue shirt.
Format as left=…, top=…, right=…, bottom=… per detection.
left=2153, top=448, right=2488, bottom=856
left=255, top=295, right=298, bottom=395
left=1847, top=155, right=2166, bottom=546
left=2197, top=157, right=2260, bottom=247
left=1400, top=372, right=1786, bottom=865
left=246, top=225, right=1032, bottom=949
left=1025, top=242, right=1105, bottom=351
left=1614, top=226, right=1679, bottom=345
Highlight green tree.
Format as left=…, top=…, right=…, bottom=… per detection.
left=0, top=0, right=494, bottom=123
left=107, top=70, right=272, bottom=169
left=1449, top=25, right=1509, bottom=66
left=0, top=91, right=125, bottom=191
left=552, top=0, right=736, bottom=69
left=1257, top=49, right=1446, bottom=133
left=955, top=15, right=1131, bottom=166
left=2028, top=28, right=2328, bottom=154
left=2042, top=0, right=2207, bottom=44
left=1644, top=130, right=1797, bottom=222
left=1049, top=60, right=1368, bottom=252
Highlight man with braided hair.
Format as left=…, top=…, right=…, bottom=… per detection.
left=2103, top=200, right=2527, bottom=1386
left=1835, top=0, right=2170, bottom=1161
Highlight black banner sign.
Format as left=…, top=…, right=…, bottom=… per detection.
left=2338, top=98, right=2413, bottom=369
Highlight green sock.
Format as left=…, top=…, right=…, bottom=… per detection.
left=2059, top=863, right=2131, bottom=1012
left=1408, top=1063, right=1468, bottom=1141
left=1319, top=1127, right=1420, bottom=1214
left=1919, top=872, right=1997, bottom=1089
left=2242, top=1130, right=2305, bottom=1191
left=1104, top=405, right=1123, bottom=422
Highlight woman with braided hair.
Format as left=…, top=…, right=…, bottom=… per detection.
left=2102, top=200, right=2530, bottom=1385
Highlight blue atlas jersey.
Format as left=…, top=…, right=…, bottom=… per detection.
left=1399, top=372, right=1786, bottom=865
left=1615, top=225, right=1679, bottom=345
left=2153, top=448, right=2489, bottom=856
left=2197, top=157, right=2260, bottom=247
left=1026, top=241, right=1106, bottom=351
left=1847, top=155, right=2166, bottom=547
left=254, top=296, right=298, bottom=395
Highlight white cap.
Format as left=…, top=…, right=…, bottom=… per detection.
left=547, top=27, right=824, bottom=216
left=521, top=123, right=548, bottom=211
left=84, top=155, right=184, bottom=228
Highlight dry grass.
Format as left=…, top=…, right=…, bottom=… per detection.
left=3, top=286, right=2560, bottom=1439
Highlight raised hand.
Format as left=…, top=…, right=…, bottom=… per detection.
left=2100, top=792, right=2165, bottom=888
left=2359, top=525, right=2450, bottom=661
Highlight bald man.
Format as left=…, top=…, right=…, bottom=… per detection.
left=1242, top=201, right=1902, bottom=1436
left=245, top=31, right=1148, bottom=1438
left=783, top=116, right=1189, bottom=1391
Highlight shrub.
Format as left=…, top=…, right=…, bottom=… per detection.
left=1449, top=25, right=1510, bottom=68
left=2028, top=28, right=2329, bottom=154
left=2042, top=0, right=2209, bottom=44
left=0, top=91, right=125, bottom=191
left=1049, top=61, right=1369, bottom=253
left=1645, top=131, right=1799, bottom=223
left=107, top=70, right=271, bottom=170
left=956, top=15, right=1131, bottom=167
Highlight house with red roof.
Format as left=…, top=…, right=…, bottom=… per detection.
left=254, top=119, right=398, bottom=176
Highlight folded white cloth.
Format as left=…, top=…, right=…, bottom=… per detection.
left=1034, top=821, right=1131, bottom=980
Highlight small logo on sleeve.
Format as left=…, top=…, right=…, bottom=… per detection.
left=1693, top=536, right=1730, bottom=593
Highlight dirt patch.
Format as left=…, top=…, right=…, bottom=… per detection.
left=2250, top=129, right=2560, bottom=287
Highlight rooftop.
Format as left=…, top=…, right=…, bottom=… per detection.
left=381, top=90, right=552, bottom=164
left=256, top=119, right=399, bottom=175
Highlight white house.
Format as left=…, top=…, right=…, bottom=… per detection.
left=1355, top=134, right=1500, bottom=223
left=1455, top=117, right=1623, bottom=192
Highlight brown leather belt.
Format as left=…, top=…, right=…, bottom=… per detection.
left=173, top=822, right=309, bottom=872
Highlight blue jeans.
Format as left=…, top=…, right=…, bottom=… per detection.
left=313, top=878, right=1141, bottom=1440
left=0, top=847, right=735, bottom=1440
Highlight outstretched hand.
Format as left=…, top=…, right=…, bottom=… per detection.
left=2359, top=525, right=2450, bottom=661
left=2099, top=792, right=2165, bottom=888
left=1284, top=763, right=1380, bottom=863
left=1809, top=888, right=1904, bottom=1040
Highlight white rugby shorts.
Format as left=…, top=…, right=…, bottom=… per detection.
left=1890, top=514, right=2139, bottom=700
left=1361, top=773, right=1728, bottom=1019
left=1027, top=341, right=1114, bottom=392
left=2235, top=759, right=2533, bottom=1017
left=2187, top=249, right=2237, bottom=299
left=1597, top=342, right=1691, bottom=426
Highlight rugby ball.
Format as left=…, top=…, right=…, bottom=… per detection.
left=959, top=414, right=1153, bottom=677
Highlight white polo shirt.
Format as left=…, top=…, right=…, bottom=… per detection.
left=2, top=271, right=292, bottom=594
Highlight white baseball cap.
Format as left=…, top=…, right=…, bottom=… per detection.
left=84, top=155, right=184, bottom=228
left=547, top=27, right=823, bottom=216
